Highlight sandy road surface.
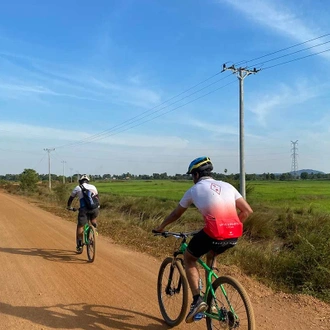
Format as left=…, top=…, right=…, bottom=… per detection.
left=0, top=191, right=329, bottom=330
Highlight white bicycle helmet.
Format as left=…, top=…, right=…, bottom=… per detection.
left=79, top=174, right=90, bottom=182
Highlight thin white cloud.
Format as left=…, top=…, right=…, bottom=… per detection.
left=0, top=121, right=188, bottom=149
left=0, top=51, right=162, bottom=108
left=0, top=81, right=100, bottom=101
left=90, top=77, right=162, bottom=107
left=220, top=0, right=330, bottom=59
left=249, top=81, right=321, bottom=125
left=187, top=118, right=238, bottom=135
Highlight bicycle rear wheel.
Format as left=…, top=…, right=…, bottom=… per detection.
left=157, top=257, right=188, bottom=327
left=206, top=275, right=255, bottom=330
left=86, top=226, right=96, bottom=262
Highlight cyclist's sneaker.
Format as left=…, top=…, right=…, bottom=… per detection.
left=185, top=296, right=208, bottom=323
left=76, top=244, right=83, bottom=254
left=193, top=312, right=204, bottom=321
left=76, top=246, right=83, bottom=253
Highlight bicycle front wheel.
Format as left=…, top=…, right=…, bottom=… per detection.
left=86, top=226, right=96, bottom=262
left=206, top=275, right=255, bottom=330
left=157, top=257, right=189, bottom=327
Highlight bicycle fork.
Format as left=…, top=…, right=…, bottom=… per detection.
left=165, top=258, right=183, bottom=296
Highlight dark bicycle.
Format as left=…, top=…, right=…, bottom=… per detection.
left=68, top=207, right=97, bottom=262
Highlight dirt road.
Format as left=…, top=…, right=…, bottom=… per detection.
left=0, top=191, right=329, bottom=330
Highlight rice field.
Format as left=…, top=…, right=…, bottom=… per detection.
left=95, top=179, right=330, bottom=213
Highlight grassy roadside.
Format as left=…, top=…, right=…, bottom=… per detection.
left=3, top=180, right=330, bottom=303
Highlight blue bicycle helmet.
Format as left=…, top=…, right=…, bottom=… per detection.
left=187, top=156, right=213, bottom=174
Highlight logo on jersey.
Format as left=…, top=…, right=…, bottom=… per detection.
left=211, top=183, right=221, bottom=195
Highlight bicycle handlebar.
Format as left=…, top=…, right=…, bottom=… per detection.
left=67, top=207, right=78, bottom=212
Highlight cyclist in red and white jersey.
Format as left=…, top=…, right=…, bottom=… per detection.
left=153, top=156, right=253, bottom=323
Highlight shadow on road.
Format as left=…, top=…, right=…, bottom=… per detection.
left=0, top=301, right=172, bottom=329
left=0, top=247, right=88, bottom=263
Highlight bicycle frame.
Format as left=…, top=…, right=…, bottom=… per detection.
left=170, top=233, right=239, bottom=322
left=83, top=222, right=91, bottom=245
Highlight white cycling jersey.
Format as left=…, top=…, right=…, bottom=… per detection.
left=179, top=178, right=243, bottom=240
left=70, top=183, right=98, bottom=208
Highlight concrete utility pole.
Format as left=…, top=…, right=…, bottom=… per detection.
left=61, top=161, right=67, bottom=184
left=44, top=148, right=55, bottom=190
left=222, top=64, right=260, bottom=199
left=291, top=140, right=298, bottom=178
left=70, top=168, right=73, bottom=183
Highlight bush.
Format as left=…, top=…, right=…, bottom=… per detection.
left=19, top=169, right=39, bottom=192
left=53, top=183, right=71, bottom=204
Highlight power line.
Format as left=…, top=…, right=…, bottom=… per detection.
left=54, top=35, right=330, bottom=150
left=54, top=73, right=234, bottom=149
left=262, top=47, right=330, bottom=70
left=54, top=78, right=236, bottom=149
left=51, top=33, right=330, bottom=152
left=235, top=33, right=330, bottom=67
left=250, top=39, right=330, bottom=69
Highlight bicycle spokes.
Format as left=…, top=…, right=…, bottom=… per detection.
left=157, top=258, right=189, bottom=326
left=206, top=276, right=255, bottom=330
left=86, top=226, right=96, bottom=262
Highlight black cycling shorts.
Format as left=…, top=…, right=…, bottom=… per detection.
left=77, top=207, right=99, bottom=226
left=186, top=229, right=238, bottom=259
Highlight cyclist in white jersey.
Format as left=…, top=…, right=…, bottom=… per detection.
left=67, top=174, right=100, bottom=253
left=153, top=157, right=253, bottom=323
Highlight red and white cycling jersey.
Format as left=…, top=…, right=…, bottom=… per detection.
left=179, top=178, right=243, bottom=240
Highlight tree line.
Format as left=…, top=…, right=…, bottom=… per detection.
left=0, top=169, right=329, bottom=185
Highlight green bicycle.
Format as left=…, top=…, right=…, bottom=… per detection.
left=153, top=230, right=255, bottom=329
left=69, top=207, right=97, bottom=263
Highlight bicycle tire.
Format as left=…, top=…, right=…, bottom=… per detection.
left=157, top=257, right=189, bottom=326
left=86, top=226, right=96, bottom=263
left=206, top=275, right=255, bottom=330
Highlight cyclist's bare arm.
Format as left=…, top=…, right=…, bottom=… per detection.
left=236, top=197, right=253, bottom=222
left=154, top=204, right=187, bottom=232
left=67, top=196, right=74, bottom=208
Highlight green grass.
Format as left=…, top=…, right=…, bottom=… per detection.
left=249, top=180, right=330, bottom=213
left=96, top=179, right=330, bottom=213
left=97, top=180, right=192, bottom=201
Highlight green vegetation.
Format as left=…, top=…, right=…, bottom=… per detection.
left=96, top=180, right=192, bottom=200
left=19, top=168, right=39, bottom=192
left=249, top=180, right=330, bottom=213
left=1, top=176, right=330, bottom=303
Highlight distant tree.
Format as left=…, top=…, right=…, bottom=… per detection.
left=246, top=174, right=257, bottom=181
left=279, top=172, right=293, bottom=181
left=300, top=172, right=308, bottom=180
left=20, top=169, right=39, bottom=192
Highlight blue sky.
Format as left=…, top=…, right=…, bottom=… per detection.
left=1, top=0, right=330, bottom=176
